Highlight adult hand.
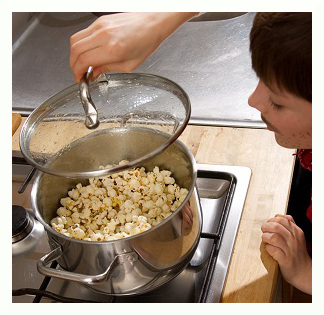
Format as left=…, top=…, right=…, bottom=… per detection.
left=70, top=12, right=198, bottom=82
left=261, top=214, right=312, bottom=294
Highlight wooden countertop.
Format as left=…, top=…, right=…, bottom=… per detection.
left=180, top=126, right=295, bottom=302
left=12, top=118, right=295, bottom=302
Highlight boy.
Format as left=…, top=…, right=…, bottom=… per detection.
left=248, top=12, right=312, bottom=295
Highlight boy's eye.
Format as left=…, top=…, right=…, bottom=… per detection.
left=270, top=101, right=283, bottom=110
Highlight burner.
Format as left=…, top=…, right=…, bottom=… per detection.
left=12, top=205, right=33, bottom=243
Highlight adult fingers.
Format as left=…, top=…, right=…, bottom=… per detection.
left=72, top=46, right=119, bottom=82
left=70, top=26, right=94, bottom=47
left=91, top=59, right=138, bottom=80
left=70, top=39, right=100, bottom=71
left=70, top=16, right=103, bottom=45
left=70, top=26, right=114, bottom=70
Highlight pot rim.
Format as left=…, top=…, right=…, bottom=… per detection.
left=31, top=138, right=198, bottom=245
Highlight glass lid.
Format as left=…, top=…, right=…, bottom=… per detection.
left=20, top=72, right=191, bottom=178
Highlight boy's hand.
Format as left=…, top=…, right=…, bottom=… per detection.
left=261, top=214, right=312, bottom=294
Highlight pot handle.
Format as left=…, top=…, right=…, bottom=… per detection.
left=37, top=246, right=137, bottom=284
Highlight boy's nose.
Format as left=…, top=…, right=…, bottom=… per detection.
left=248, top=81, right=260, bottom=109
left=248, top=80, right=266, bottom=112
left=248, top=91, right=257, bottom=109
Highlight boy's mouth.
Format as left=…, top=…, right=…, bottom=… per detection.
left=261, top=115, right=279, bottom=133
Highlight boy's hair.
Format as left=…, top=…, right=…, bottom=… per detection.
left=250, top=12, right=312, bottom=102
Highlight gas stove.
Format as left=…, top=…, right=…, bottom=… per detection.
left=12, top=161, right=250, bottom=303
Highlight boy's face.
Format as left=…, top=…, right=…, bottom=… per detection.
left=248, top=80, right=312, bottom=149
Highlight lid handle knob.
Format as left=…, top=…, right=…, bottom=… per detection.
left=79, top=66, right=100, bottom=129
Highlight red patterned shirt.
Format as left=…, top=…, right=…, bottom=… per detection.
left=297, top=149, right=312, bottom=222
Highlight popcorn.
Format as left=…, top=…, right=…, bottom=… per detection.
left=50, top=161, right=189, bottom=242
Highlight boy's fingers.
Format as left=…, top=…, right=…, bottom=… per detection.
left=275, top=213, right=295, bottom=223
left=261, top=221, right=291, bottom=241
left=265, top=244, right=286, bottom=263
left=267, top=216, right=295, bottom=234
left=262, top=232, right=288, bottom=256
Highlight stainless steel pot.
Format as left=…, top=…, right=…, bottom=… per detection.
left=32, top=129, right=202, bottom=295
